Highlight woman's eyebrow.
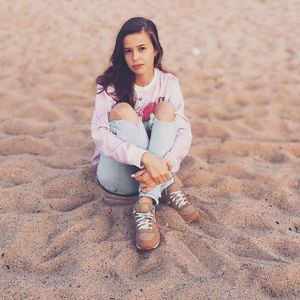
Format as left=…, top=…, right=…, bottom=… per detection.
left=124, top=44, right=146, bottom=49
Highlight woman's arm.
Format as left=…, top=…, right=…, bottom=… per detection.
left=164, top=114, right=192, bottom=173
left=164, top=76, right=192, bottom=173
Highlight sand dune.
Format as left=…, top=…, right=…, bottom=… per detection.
left=0, top=0, right=299, bottom=299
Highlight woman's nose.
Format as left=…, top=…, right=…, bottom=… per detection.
left=133, top=50, right=140, bottom=61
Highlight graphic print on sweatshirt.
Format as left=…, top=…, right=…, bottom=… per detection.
left=136, top=97, right=165, bottom=121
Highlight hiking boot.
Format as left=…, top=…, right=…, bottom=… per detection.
left=161, top=188, right=200, bottom=223
left=133, top=198, right=160, bottom=250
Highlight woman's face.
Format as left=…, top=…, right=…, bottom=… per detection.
left=123, top=31, right=158, bottom=81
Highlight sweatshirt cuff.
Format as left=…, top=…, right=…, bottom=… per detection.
left=127, top=146, right=147, bottom=168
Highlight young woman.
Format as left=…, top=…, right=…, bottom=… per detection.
left=91, top=17, right=200, bottom=251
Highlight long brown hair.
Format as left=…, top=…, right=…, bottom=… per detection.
left=96, top=17, right=166, bottom=107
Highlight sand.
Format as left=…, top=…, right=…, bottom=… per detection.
left=0, top=0, right=300, bottom=299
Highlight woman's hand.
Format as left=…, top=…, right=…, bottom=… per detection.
left=140, top=152, right=173, bottom=185
left=131, top=169, right=157, bottom=192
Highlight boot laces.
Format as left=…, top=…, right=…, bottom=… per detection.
left=134, top=210, right=154, bottom=230
left=169, top=190, right=188, bottom=208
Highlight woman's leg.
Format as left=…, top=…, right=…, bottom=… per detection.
left=97, top=103, right=149, bottom=196
left=98, top=103, right=160, bottom=251
left=139, top=102, right=177, bottom=202
left=97, top=102, right=177, bottom=202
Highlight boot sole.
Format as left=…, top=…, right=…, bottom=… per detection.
left=184, top=212, right=200, bottom=223
left=136, top=241, right=160, bottom=251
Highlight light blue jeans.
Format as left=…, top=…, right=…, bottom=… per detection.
left=97, top=113, right=177, bottom=204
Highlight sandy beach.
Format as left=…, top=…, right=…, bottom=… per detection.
left=0, top=0, right=299, bottom=299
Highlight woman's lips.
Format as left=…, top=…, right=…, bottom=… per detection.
left=133, top=64, right=144, bottom=69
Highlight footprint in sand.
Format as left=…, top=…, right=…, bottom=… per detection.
left=42, top=221, right=90, bottom=262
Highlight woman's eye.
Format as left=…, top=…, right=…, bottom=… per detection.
left=124, top=49, right=131, bottom=54
left=139, top=47, right=146, bottom=51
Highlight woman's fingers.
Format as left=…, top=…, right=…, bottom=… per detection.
left=152, top=173, right=170, bottom=184
left=140, top=181, right=156, bottom=191
left=140, top=182, right=150, bottom=187
left=142, top=154, right=172, bottom=183
left=141, top=182, right=155, bottom=188
left=165, top=158, right=174, bottom=171
left=154, top=177, right=166, bottom=184
left=140, top=173, right=169, bottom=191
left=141, top=185, right=154, bottom=192
left=131, top=169, right=145, bottom=178
left=134, top=174, right=152, bottom=185
left=147, top=166, right=170, bottom=184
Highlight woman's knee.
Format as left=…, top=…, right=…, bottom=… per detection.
left=154, top=102, right=175, bottom=121
left=109, top=102, right=138, bottom=124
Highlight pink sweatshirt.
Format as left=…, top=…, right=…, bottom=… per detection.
left=91, top=68, right=192, bottom=173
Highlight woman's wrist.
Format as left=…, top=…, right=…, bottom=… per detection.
left=164, top=156, right=177, bottom=173
left=141, top=151, right=151, bottom=167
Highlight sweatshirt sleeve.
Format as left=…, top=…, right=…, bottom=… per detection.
left=91, top=87, right=146, bottom=168
left=164, top=77, right=192, bottom=173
